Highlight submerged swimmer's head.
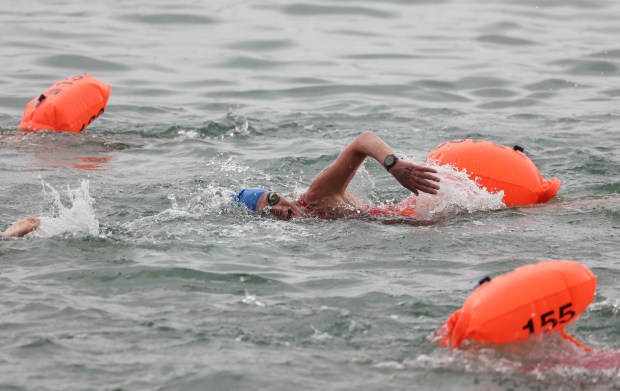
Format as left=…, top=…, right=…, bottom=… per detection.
left=233, top=188, right=303, bottom=220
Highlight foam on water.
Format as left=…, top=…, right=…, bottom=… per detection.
left=409, top=335, right=620, bottom=385
left=31, top=178, right=100, bottom=237
left=413, top=163, right=505, bottom=220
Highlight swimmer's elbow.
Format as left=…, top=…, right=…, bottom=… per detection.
left=359, top=130, right=377, bottom=139
left=351, top=131, right=378, bottom=149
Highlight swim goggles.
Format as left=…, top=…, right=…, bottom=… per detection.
left=267, top=192, right=280, bottom=207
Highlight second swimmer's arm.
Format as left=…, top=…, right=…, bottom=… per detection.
left=1, top=216, right=40, bottom=237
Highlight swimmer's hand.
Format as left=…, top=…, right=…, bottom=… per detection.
left=1, top=216, right=40, bottom=237
left=390, top=161, right=440, bottom=195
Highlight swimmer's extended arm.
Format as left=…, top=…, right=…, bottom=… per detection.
left=305, top=131, right=440, bottom=200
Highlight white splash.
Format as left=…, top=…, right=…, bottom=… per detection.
left=242, top=290, right=266, bottom=307
left=227, top=110, right=249, bottom=135
left=32, top=179, right=100, bottom=237
left=414, top=163, right=506, bottom=220
left=177, top=129, right=199, bottom=139
left=311, top=326, right=333, bottom=341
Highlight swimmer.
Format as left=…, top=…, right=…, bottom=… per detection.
left=1, top=216, right=40, bottom=237
left=234, top=131, right=440, bottom=220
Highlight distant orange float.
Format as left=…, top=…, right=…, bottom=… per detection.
left=427, top=139, right=561, bottom=206
left=436, top=260, right=596, bottom=351
left=18, top=74, right=111, bottom=133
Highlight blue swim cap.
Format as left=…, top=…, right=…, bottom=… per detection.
left=233, top=188, right=268, bottom=211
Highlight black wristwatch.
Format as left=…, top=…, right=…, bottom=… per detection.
left=383, top=154, right=398, bottom=171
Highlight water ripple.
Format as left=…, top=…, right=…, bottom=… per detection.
left=524, top=78, right=582, bottom=91
left=342, top=53, right=421, bottom=60
left=117, top=13, right=217, bottom=25
left=552, top=59, right=619, bottom=76
left=227, top=39, right=295, bottom=51
left=37, top=54, right=130, bottom=71
left=588, top=49, right=620, bottom=59
left=217, top=56, right=289, bottom=69
left=469, top=88, right=518, bottom=98
left=278, top=4, right=397, bottom=18
left=476, top=34, right=537, bottom=46
left=478, top=98, right=539, bottom=109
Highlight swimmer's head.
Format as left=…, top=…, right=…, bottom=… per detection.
left=233, top=188, right=267, bottom=211
left=233, top=188, right=303, bottom=220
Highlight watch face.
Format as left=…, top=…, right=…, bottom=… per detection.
left=384, top=154, right=396, bottom=168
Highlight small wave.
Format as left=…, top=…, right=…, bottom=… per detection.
left=409, top=335, right=620, bottom=386
left=279, top=4, right=397, bottom=19
left=228, top=39, right=295, bottom=52
left=37, top=54, right=130, bottom=71
left=31, top=178, right=99, bottom=238
left=476, top=34, right=536, bottom=46
left=217, top=56, right=288, bottom=70
left=552, top=58, right=619, bottom=76
left=589, top=298, right=620, bottom=316
left=469, top=88, right=518, bottom=98
left=173, top=110, right=251, bottom=139
left=524, top=78, right=582, bottom=91
left=116, top=13, right=217, bottom=25
left=478, top=98, right=539, bottom=109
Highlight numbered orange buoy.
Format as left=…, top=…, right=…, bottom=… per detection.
left=427, top=140, right=561, bottom=206
left=18, top=74, right=111, bottom=133
left=436, top=260, right=596, bottom=350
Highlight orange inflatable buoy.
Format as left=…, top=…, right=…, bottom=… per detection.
left=437, top=260, right=596, bottom=351
left=18, top=74, right=111, bottom=133
left=427, top=140, right=561, bottom=206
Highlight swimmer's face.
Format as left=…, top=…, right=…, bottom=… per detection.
left=256, top=192, right=303, bottom=220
